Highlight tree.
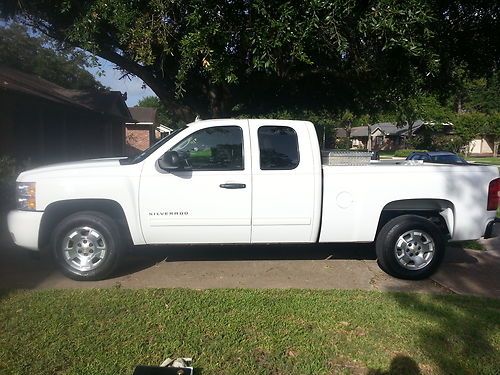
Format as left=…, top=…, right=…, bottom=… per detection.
left=136, top=96, right=183, bottom=129
left=2, top=1, right=497, bottom=122
left=0, top=23, right=104, bottom=90
left=453, top=72, right=500, bottom=155
left=483, top=113, right=500, bottom=156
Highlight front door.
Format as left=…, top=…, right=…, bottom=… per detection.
left=139, top=120, right=252, bottom=244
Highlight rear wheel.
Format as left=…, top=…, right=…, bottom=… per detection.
left=52, top=211, right=122, bottom=281
left=376, top=215, right=445, bottom=280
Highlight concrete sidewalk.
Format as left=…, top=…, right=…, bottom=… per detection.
left=0, top=215, right=498, bottom=298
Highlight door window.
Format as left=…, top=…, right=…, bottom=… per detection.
left=171, top=126, right=244, bottom=170
left=258, top=126, right=299, bottom=170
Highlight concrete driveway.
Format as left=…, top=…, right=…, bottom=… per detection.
left=0, top=216, right=498, bottom=298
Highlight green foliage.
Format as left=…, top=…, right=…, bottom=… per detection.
left=0, top=155, right=16, bottom=211
left=334, top=137, right=352, bottom=150
left=136, top=96, right=184, bottom=129
left=462, top=73, right=500, bottom=114
left=0, top=23, right=104, bottom=90
left=394, top=149, right=428, bottom=158
left=454, top=112, right=490, bottom=143
left=0, top=155, right=15, bottom=179
left=2, top=1, right=498, bottom=121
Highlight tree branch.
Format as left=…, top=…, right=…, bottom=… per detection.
left=96, top=47, right=195, bottom=122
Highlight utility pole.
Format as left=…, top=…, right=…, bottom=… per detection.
left=367, top=123, right=372, bottom=151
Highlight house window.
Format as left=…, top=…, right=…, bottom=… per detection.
left=171, top=126, right=244, bottom=170
left=258, top=126, right=299, bottom=170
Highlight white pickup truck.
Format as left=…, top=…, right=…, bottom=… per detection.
left=8, top=119, right=499, bottom=281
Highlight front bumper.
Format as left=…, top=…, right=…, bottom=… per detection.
left=484, top=218, right=500, bottom=239
left=7, top=210, right=44, bottom=250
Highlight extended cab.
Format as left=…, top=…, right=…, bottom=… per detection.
left=8, top=119, right=500, bottom=280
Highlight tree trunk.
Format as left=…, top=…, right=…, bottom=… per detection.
left=96, top=49, right=197, bottom=123
left=207, top=84, right=231, bottom=118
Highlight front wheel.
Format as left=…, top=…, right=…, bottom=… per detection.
left=376, top=215, right=446, bottom=280
left=52, top=211, right=122, bottom=281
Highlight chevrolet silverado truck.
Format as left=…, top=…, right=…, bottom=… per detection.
left=8, top=119, right=500, bottom=281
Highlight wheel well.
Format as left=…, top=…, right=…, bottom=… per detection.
left=38, top=199, right=132, bottom=250
left=376, top=199, right=454, bottom=240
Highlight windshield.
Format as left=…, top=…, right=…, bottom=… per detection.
left=120, top=127, right=187, bottom=165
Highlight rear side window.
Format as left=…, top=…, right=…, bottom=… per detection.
left=258, top=126, right=299, bottom=170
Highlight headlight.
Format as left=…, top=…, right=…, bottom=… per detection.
left=16, top=182, right=36, bottom=210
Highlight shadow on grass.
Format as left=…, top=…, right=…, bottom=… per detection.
left=388, top=293, right=498, bottom=374
left=368, top=355, right=421, bottom=375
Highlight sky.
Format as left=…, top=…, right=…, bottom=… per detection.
left=87, top=57, right=156, bottom=107
left=0, top=20, right=156, bottom=106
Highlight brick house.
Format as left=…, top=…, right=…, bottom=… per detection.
left=0, top=66, right=131, bottom=166
left=125, top=107, right=159, bottom=155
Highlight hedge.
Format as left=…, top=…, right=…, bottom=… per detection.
left=393, top=149, right=428, bottom=158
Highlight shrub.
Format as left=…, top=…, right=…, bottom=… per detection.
left=394, top=149, right=428, bottom=158
left=0, top=155, right=17, bottom=211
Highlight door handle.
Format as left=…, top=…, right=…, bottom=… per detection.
left=220, top=183, right=246, bottom=189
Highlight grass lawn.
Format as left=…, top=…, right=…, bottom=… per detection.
left=378, top=151, right=395, bottom=159
left=465, top=156, right=500, bottom=165
left=1, top=289, right=499, bottom=375
left=457, top=240, right=485, bottom=250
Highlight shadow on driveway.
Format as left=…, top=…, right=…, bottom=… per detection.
left=116, top=242, right=376, bottom=276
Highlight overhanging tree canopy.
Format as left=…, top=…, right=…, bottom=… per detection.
left=1, top=0, right=498, bottom=122
left=0, top=23, right=105, bottom=90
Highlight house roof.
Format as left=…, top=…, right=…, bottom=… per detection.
left=371, top=120, right=424, bottom=136
left=0, top=65, right=131, bottom=120
left=336, top=121, right=426, bottom=138
left=128, top=107, right=158, bottom=124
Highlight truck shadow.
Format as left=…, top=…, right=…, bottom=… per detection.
left=116, top=242, right=377, bottom=277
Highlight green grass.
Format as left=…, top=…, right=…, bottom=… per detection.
left=378, top=151, right=395, bottom=159
left=1, top=289, right=499, bottom=375
left=457, top=240, right=484, bottom=251
left=465, top=156, right=500, bottom=165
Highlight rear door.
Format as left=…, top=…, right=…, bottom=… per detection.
left=249, top=120, right=321, bottom=243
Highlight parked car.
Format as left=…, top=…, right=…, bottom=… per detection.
left=8, top=119, right=499, bottom=281
left=406, top=151, right=468, bottom=165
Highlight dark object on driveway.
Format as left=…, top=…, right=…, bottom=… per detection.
left=406, top=151, right=468, bottom=165
left=133, top=366, right=193, bottom=375
left=134, top=357, right=194, bottom=375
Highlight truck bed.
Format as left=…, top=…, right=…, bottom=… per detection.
left=319, top=162, right=498, bottom=242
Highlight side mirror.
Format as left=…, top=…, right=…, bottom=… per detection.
left=158, top=151, right=181, bottom=170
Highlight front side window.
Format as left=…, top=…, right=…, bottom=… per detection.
left=171, top=126, right=243, bottom=170
left=258, top=126, right=299, bottom=170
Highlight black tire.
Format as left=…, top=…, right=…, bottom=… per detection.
left=376, top=215, right=446, bottom=280
left=51, top=211, right=122, bottom=281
